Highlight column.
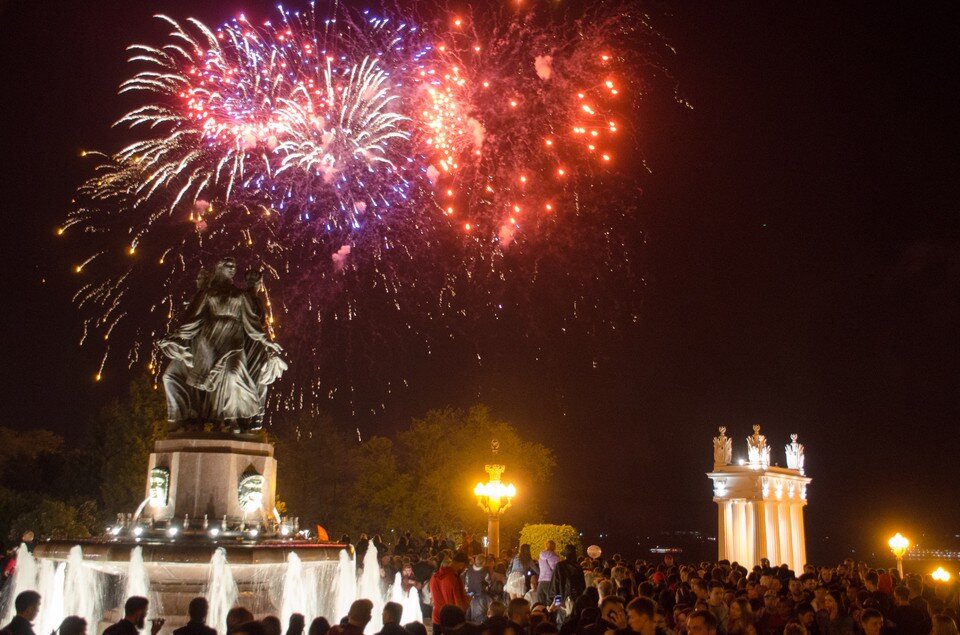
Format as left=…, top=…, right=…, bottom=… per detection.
left=765, top=502, right=779, bottom=564
left=717, top=502, right=727, bottom=562
left=777, top=501, right=792, bottom=567
left=755, top=501, right=768, bottom=566
left=792, top=502, right=807, bottom=571
left=737, top=500, right=749, bottom=564
left=487, top=515, right=500, bottom=556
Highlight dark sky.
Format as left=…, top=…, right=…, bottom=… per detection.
left=1, top=1, right=958, bottom=563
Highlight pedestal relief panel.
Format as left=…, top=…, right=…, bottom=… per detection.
left=142, top=435, right=277, bottom=525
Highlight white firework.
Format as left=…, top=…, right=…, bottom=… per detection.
left=276, top=56, right=409, bottom=185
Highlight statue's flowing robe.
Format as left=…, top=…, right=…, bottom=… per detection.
left=163, top=283, right=278, bottom=424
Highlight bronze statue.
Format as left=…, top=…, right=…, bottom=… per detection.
left=158, top=257, right=287, bottom=432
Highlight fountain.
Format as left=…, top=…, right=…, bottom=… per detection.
left=124, top=547, right=153, bottom=611
left=206, top=549, right=238, bottom=635
left=36, top=560, right=66, bottom=635
left=20, top=427, right=355, bottom=632
left=358, top=547, right=384, bottom=634
left=64, top=546, right=103, bottom=631
left=8, top=261, right=395, bottom=632
left=3, top=544, right=37, bottom=625
left=389, top=572, right=422, bottom=629
left=335, top=549, right=357, bottom=624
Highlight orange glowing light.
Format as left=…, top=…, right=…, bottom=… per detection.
left=602, top=154, right=611, bottom=161
left=519, top=175, right=527, bottom=184
left=509, top=100, right=518, bottom=108
left=454, top=18, right=462, bottom=27
left=557, top=168, right=566, bottom=176
left=464, top=223, right=472, bottom=231
left=545, top=138, right=553, bottom=146
left=545, top=203, right=553, bottom=211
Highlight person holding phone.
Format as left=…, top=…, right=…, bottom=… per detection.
left=102, top=597, right=164, bottom=635
left=582, top=597, right=626, bottom=635
left=552, top=545, right=585, bottom=606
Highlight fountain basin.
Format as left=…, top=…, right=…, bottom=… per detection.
left=35, top=540, right=348, bottom=583
left=8, top=540, right=357, bottom=635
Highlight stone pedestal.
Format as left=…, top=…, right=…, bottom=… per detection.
left=142, top=435, right=277, bottom=525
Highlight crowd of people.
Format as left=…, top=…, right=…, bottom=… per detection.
left=2, top=534, right=959, bottom=635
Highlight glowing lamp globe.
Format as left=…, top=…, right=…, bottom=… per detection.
left=932, top=567, right=951, bottom=582
left=474, top=479, right=517, bottom=515
left=888, top=533, right=910, bottom=558
left=473, top=441, right=517, bottom=556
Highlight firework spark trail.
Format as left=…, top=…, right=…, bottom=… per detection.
left=63, top=0, right=680, bottom=414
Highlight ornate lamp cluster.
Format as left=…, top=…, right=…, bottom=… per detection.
left=474, top=440, right=517, bottom=556
left=888, top=532, right=910, bottom=577
left=712, top=425, right=806, bottom=473
left=474, top=464, right=517, bottom=516
left=474, top=441, right=517, bottom=516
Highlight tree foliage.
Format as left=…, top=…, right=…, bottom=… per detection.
left=0, top=428, right=99, bottom=541
left=275, top=405, right=556, bottom=540
left=0, top=375, right=165, bottom=541
left=93, top=375, right=167, bottom=513
left=8, top=499, right=98, bottom=540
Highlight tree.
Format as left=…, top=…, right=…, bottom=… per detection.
left=93, top=375, right=166, bottom=514
left=0, top=428, right=100, bottom=541
left=273, top=405, right=556, bottom=541
left=9, top=499, right=98, bottom=540
left=0, top=428, right=63, bottom=471
left=397, top=406, right=556, bottom=538
left=274, top=412, right=359, bottom=535
left=339, top=436, right=415, bottom=533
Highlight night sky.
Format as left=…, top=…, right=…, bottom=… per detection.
left=1, top=1, right=957, bottom=563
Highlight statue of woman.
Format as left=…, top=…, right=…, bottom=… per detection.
left=158, top=257, right=287, bottom=432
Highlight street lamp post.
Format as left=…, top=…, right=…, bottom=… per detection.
left=888, top=533, right=910, bottom=578
left=474, top=440, right=516, bottom=557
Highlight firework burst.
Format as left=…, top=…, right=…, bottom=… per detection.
left=63, top=0, right=681, bottom=415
